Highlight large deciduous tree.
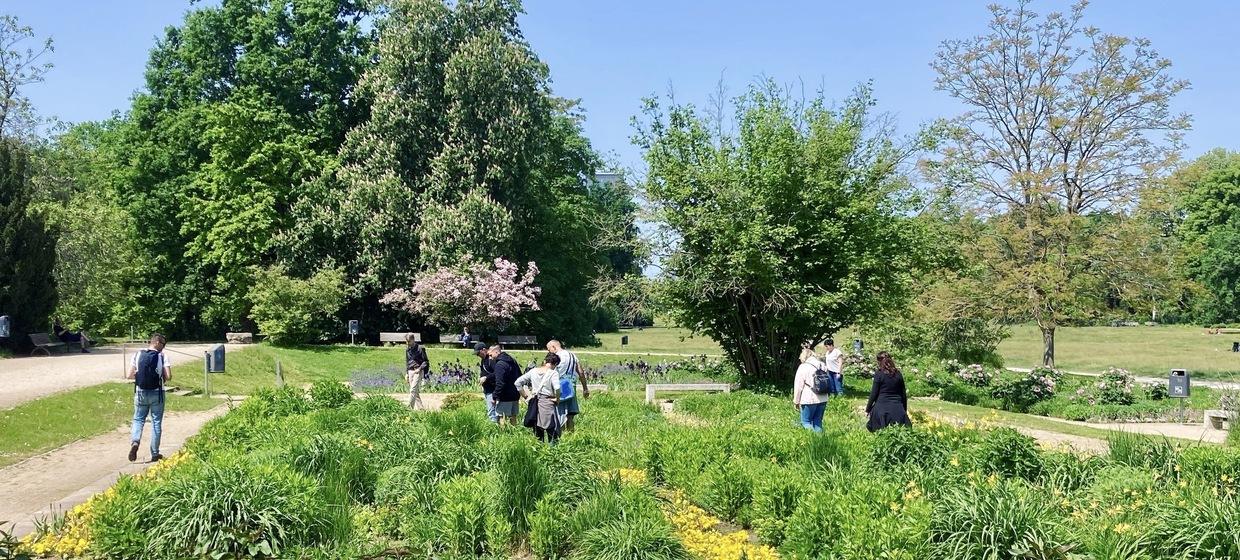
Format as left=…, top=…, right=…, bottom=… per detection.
left=288, top=0, right=613, bottom=344
left=930, top=0, right=1189, bottom=366
left=0, top=15, right=52, bottom=140
left=636, top=82, right=935, bottom=382
left=1171, top=150, right=1240, bottom=323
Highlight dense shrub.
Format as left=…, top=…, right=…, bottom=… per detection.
left=1093, top=367, right=1137, bottom=406
left=991, top=367, right=1060, bottom=412
left=246, top=266, right=346, bottom=345
left=939, top=382, right=986, bottom=406
left=309, top=380, right=354, bottom=409
left=574, top=517, right=689, bottom=560
left=146, top=461, right=330, bottom=558
left=249, top=386, right=312, bottom=417
left=435, top=473, right=506, bottom=557
left=967, top=427, right=1043, bottom=481
left=930, top=479, right=1069, bottom=560
left=870, top=426, right=950, bottom=471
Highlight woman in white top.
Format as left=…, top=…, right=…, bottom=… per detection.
left=515, top=353, right=562, bottom=443
left=792, top=347, right=828, bottom=432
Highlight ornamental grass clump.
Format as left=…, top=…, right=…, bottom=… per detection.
left=930, top=478, right=1071, bottom=559
left=494, top=438, right=548, bottom=535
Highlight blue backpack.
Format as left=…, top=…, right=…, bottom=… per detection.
left=135, top=349, right=164, bottom=390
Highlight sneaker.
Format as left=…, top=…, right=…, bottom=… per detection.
left=151, top=453, right=164, bottom=463
left=128, top=442, right=139, bottom=462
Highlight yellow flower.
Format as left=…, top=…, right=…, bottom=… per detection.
left=1113, top=523, right=1133, bottom=534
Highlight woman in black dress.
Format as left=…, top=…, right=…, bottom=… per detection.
left=866, top=351, right=912, bottom=432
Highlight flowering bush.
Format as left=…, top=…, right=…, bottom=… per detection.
left=381, top=257, right=540, bottom=331
left=1068, top=367, right=1136, bottom=406
left=955, top=364, right=994, bottom=387
left=991, top=367, right=1061, bottom=412
left=843, top=352, right=876, bottom=379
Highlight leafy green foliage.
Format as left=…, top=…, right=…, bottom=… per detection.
left=968, top=427, right=1043, bottom=482
left=247, top=266, right=346, bottom=345
left=635, top=82, right=936, bottom=381
left=930, top=479, right=1071, bottom=560
left=441, top=391, right=480, bottom=411
left=0, top=140, right=56, bottom=353
left=574, top=517, right=689, bottom=560
left=308, top=380, right=353, bottom=410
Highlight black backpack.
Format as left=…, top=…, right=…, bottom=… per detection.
left=135, top=349, right=164, bottom=390
left=810, top=363, right=832, bottom=394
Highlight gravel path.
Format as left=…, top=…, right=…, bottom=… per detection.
left=1006, top=366, right=1240, bottom=391
left=0, top=404, right=231, bottom=537
left=0, top=344, right=218, bottom=410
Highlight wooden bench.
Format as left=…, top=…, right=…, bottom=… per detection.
left=498, top=334, right=538, bottom=348
left=1204, top=409, right=1235, bottom=430
left=379, top=332, right=420, bottom=346
left=645, top=383, right=733, bottom=404
left=29, top=332, right=75, bottom=356
left=438, top=333, right=472, bottom=346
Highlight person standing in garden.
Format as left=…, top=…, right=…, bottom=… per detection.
left=475, top=342, right=497, bottom=422
left=516, top=353, right=562, bottom=443
left=546, top=339, right=590, bottom=432
left=866, top=351, right=912, bottom=432
left=488, top=344, right=522, bottom=426
left=461, top=326, right=472, bottom=348
left=405, top=333, right=429, bottom=410
left=792, top=347, right=828, bottom=432
left=126, top=333, right=171, bottom=462
left=822, top=338, right=844, bottom=395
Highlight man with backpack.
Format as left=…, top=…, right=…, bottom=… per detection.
left=126, top=333, right=171, bottom=462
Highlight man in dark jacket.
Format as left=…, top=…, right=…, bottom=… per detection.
left=405, top=334, right=430, bottom=410
left=475, top=342, right=497, bottom=422
left=487, top=344, right=522, bottom=426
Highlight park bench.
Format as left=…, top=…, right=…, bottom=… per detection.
left=29, top=332, right=80, bottom=356
left=438, top=333, right=470, bottom=346
left=1204, top=409, right=1235, bottom=430
left=498, top=334, right=538, bottom=349
left=645, top=383, right=733, bottom=404
left=379, top=332, right=420, bottom=346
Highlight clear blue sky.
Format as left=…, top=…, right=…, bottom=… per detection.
left=10, top=1, right=1240, bottom=172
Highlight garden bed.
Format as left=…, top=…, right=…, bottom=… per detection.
left=13, top=380, right=1240, bottom=559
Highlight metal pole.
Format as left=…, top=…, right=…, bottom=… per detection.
left=204, top=351, right=211, bottom=398
left=275, top=359, right=284, bottom=387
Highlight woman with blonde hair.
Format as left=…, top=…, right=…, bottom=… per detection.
left=792, top=347, right=828, bottom=432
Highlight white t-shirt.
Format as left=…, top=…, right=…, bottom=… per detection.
left=823, top=348, right=843, bottom=373
left=515, top=367, right=561, bottom=398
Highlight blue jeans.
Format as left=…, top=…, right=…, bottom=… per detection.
left=829, top=371, right=844, bottom=395
left=131, top=389, right=165, bottom=458
left=484, top=391, right=498, bottom=423
left=800, top=401, right=825, bottom=432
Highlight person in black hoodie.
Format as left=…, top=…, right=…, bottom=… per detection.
left=405, top=334, right=430, bottom=410
left=475, top=343, right=498, bottom=422
left=487, top=344, right=522, bottom=426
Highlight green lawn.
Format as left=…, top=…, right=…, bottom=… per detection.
left=171, top=343, right=727, bottom=395
left=999, top=324, right=1240, bottom=379
left=0, top=383, right=222, bottom=468
left=593, top=326, right=722, bottom=355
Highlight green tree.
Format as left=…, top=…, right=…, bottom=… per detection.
left=0, top=139, right=57, bottom=351
left=289, top=0, right=613, bottom=344
left=1172, top=149, right=1240, bottom=322
left=930, top=1, right=1190, bottom=366
left=635, top=82, right=935, bottom=381
left=0, top=14, right=53, bottom=140
left=96, top=0, right=374, bottom=336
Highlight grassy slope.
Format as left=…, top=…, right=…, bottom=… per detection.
left=999, top=324, right=1240, bottom=379
left=0, top=383, right=221, bottom=468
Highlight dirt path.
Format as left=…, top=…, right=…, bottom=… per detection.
left=1006, top=366, right=1240, bottom=391
left=0, top=405, right=231, bottom=537
left=0, top=343, right=219, bottom=410
left=1034, top=415, right=1227, bottom=444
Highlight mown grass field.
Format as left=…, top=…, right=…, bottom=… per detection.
left=0, top=383, right=221, bottom=468
left=999, top=324, right=1240, bottom=379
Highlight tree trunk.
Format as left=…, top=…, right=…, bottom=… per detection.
left=1041, top=326, right=1056, bottom=368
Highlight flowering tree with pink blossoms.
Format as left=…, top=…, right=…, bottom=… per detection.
left=381, top=257, right=541, bottom=332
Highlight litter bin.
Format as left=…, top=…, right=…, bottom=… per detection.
left=621, top=335, right=629, bottom=346
left=853, top=339, right=864, bottom=353
left=348, top=320, right=360, bottom=336
left=1168, top=369, right=1190, bottom=398
left=0, top=315, right=9, bottom=339
left=207, top=344, right=226, bottom=373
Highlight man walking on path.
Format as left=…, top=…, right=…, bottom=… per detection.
left=126, top=333, right=170, bottom=462
left=547, top=339, right=590, bottom=432
left=488, top=344, right=522, bottom=426
left=405, top=333, right=429, bottom=410
left=476, top=342, right=497, bottom=422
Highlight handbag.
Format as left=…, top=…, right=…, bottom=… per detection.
left=524, top=395, right=539, bottom=428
